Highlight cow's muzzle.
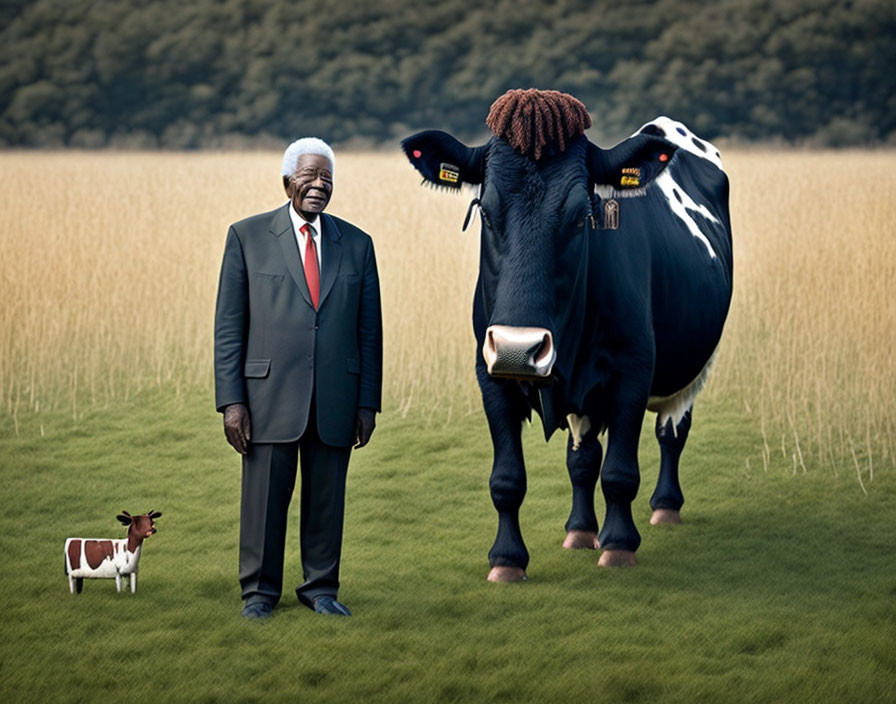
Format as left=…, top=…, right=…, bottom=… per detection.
left=483, top=325, right=556, bottom=379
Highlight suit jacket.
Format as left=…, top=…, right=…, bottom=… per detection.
left=214, top=204, right=382, bottom=447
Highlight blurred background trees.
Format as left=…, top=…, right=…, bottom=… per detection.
left=1, top=0, right=893, bottom=148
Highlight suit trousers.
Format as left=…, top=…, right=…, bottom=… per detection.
left=239, top=400, right=352, bottom=606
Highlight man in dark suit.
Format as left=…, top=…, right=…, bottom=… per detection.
left=214, top=138, right=382, bottom=619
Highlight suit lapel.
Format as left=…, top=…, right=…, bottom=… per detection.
left=318, top=213, right=343, bottom=309
left=270, top=204, right=313, bottom=309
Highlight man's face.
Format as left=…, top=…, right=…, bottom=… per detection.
left=285, top=153, right=333, bottom=219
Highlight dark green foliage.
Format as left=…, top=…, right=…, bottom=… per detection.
left=1, top=0, right=894, bottom=147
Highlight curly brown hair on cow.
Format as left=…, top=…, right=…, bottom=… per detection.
left=486, top=89, right=592, bottom=161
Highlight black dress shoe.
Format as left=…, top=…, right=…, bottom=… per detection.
left=311, top=595, right=351, bottom=616
left=241, top=598, right=274, bottom=620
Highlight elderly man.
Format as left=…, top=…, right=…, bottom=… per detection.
left=214, top=138, right=382, bottom=619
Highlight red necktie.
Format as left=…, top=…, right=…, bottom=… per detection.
left=301, top=223, right=320, bottom=309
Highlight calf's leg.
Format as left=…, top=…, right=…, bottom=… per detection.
left=650, top=408, right=692, bottom=525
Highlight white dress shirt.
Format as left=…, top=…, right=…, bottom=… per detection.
left=288, top=202, right=322, bottom=270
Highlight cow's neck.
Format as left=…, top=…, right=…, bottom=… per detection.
left=126, top=531, right=144, bottom=553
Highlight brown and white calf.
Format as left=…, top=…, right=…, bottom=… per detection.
left=64, top=511, right=162, bottom=594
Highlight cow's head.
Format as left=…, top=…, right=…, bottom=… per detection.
left=403, top=89, right=677, bottom=382
left=117, top=510, right=162, bottom=540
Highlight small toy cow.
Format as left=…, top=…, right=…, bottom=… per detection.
left=64, top=510, right=162, bottom=594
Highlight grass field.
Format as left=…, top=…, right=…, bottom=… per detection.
left=1, top=392, right=894, bottom=703
left=1, top=149, right=895, bottom=701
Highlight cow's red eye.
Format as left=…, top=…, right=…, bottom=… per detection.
left=659, top=153, right=669, bottom=162
left=413, top=150, right=422, bottom=158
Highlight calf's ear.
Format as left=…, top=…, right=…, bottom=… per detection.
left=586, top=134, right=677, bottom=191
left=402, top=130, right=486, bottom=190
left=116, top=513, right=132, bottom=525
left=148, top=511, right=162, bottom=519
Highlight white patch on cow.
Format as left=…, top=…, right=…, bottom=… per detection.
left=593, top=117, right=724, bottom=257
left=567, top=413, right=591, bottom=451
left=647, top=349, right=717, bottom=428
left=654, top=170, right=719, bottom=259
left=635, top=116, right=723, bottom=170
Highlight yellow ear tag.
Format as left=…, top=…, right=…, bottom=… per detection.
left=439, top=163, right=460, bottom=184
left=620, top=167, right=641, bottom=188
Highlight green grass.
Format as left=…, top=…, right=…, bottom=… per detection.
left=1, top=391, right=894, bottom=703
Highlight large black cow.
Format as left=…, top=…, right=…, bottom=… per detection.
left=402, top=90, right=732, bottom=581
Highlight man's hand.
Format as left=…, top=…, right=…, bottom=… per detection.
left=354, top=408, right=376, bottom=449
left=223, top=403, right=251, bottom=454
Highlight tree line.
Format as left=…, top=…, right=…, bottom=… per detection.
left=1, top=0, right=894, bottom=149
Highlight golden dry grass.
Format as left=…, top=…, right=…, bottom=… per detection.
left=1, top=149, right=893, bottom=473
left=709, top=150, right=896, bottom=479
left=0, top=151, right=481, bottom=427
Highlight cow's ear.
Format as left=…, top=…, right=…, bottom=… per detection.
left=116, top=513, right=132, bottom=526
left=148, top=511, right=162, bottom=519
left=586, top=134, right=677, bottom=192
left=402, top=130, right=486, bottom=190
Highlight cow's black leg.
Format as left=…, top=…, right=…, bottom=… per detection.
left=478, top=366, right=530, bottom=582
left=597, top=380, right=648, bottom=566
left=75, top=578, right=83, bottom=594
left=563, top=428, right=602, bottom=550
left=650, top=407, right=692, bottom=525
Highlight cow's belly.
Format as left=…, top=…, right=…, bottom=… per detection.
left=651, top=324, right=721, bottom=397
left=70, top=561, right=121, bottom=579
left=650, top=267, right=730, bottom=397
left=647, top=348, right=716, bottom=425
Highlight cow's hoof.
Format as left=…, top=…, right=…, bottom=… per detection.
left=650, top=508, right=681, bottom=525
left=562, top=530, right=599, bottom=550
left=487, top=566, right=527, bottom=582
left=598, top=549, right=638, bottom=567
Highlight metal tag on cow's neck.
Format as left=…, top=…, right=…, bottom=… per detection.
left=604, top=199, right=619, bottom=230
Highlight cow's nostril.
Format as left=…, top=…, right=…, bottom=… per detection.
left=533, top=333, right=552, bottom=365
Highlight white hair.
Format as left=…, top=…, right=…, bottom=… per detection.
left=281, top=137, right=335, bottom=177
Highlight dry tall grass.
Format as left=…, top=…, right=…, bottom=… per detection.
left=1, top=150, right=893, bottom=473
left=709, top=150, right=896, bottom=479
left=0, top=151, right=481, bottom=428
